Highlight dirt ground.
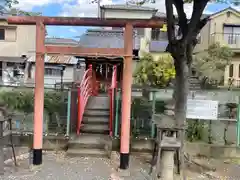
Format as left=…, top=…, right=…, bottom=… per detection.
left=1, top=150, right=240, bottom=180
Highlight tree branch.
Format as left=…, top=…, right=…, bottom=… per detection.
left=165, top=0, right=175, bottom=43
left=192, top=17, right=209, bottom=38
left=186, top=17, right=209, bottom=70
left=173, top=0, right=188, bottom=37
left=184, top=0, right=209, bottom=43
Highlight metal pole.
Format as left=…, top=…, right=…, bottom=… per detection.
left=66, top=90, right=71, bottom=136
left=0, top=119, right=4, bottom=175
left=61, top=70, right=63, bottom=91
left=237, top=96, right=240, bottom=146
left=114, top=89, right=120, bottom=137
left=99, top=0, right=101, bottom=18
left=151, top=91, right=156, bottom=138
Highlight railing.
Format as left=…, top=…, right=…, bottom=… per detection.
left=108, top=65, right=117, bottom=136
left=210, top=33, right=240, bottom=49
left=77, top=64, right=93, bottom=135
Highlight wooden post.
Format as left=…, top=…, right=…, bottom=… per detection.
left=120, top=23, right=133, bottom=170
left=33, top=21, right=45, bottom=165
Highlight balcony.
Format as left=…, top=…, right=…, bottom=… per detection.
left=210, top=33, right=240, bottom=50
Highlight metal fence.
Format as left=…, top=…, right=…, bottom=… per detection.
left=114, top=88, right=239, bottom=145
left=0, top=86, right=69, bottom=136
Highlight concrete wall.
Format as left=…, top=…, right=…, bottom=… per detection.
left=0, top=20, right=36, bottom=57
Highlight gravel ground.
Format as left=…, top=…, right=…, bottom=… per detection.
left=0, top=152, right=154, bottom=180
left=0, top=151, right=239, bottom=180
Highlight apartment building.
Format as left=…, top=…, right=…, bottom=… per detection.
left=194, top=7, right=240, bottom=87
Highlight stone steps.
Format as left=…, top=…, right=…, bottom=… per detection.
left=81, top=123, right=109, bottom=134
left=82, top=116, right=109, bottom=124
left=67, top=94, right=111, bottom=157
left=68, top=133, right=108, bottom=149
left=84, top=109, right=109, bottom=116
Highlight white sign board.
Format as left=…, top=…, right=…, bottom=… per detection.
left=187, top=99, right=218, bottom=120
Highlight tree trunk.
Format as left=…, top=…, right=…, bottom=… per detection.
left=173, top=54, right=189, bottom=178
left=174, top=58, right=189, bottom=127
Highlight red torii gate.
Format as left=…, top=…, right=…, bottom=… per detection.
left=7, top=16, right=165, bottom=169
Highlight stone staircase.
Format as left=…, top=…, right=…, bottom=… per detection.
left=67, top=94, right=112, bottom=157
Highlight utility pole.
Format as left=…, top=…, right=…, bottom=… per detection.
left=91, top=0, right=101, bottom=18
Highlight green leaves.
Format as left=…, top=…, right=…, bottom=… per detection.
left=5, top=0, right=19, bottom=8
left=0, top=90, right=66, bottom=115
left=134, top=53, right=175, bottom=88
left=5, top=0, right=42, bottom=16
left=193, top=42, right=233, bottom=86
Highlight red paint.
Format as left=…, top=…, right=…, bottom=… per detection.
left=33, top=21, right=45, bottom=149
left=7, top=16, right=165, bottom=28
left=45, top=46, right=125, bottom=57
left=77, top=65, right=93, bottom=134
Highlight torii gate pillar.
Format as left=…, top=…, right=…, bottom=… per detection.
left=33, top=21, right=45, bottom=165
left=120, top=23, right=133, bottom=170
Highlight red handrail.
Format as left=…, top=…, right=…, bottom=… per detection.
left=77, top=64, right=93, bottom=135
left=109, top=65, right=117, bottom=136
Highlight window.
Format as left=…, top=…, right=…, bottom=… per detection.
left=223, top=26, right=240, bottom=44
left=151, top=28, right=160, bottom=40
left=44, top=68, right=62, bottom=76
left=0, top=29, right=5, bottom=40
left=229, top=64, right=234, bottom=78
left=151, top=28, right=167, bottom=40
left=135, top=28, right=145, bottom=36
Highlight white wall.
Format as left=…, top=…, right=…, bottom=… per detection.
left=31, top=65, right=75, bottom=88
left=103, top=9, right=154, bottom=19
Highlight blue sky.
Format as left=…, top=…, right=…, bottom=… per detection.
left=11, top=0, right=240, bottom=39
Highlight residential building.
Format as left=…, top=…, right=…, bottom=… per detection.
left=83, top=4, right=168, bottom=74
left=28, top=38, right=80, bottom=88
left=139, top=12, right=168, bottom=60
left=0, top=9, right=80, bottom=88
left=0, top=10, right=36, bottom=86
left=194, top=7, right=240, bottom=87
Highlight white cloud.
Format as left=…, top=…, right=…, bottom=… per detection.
left=60, top=0, right=119, bottom=17
left=69, top=28, right=77, bottom=33
left=14, top=0, right=218, bottom=18
left=14, top=0, right=75, bottom=11
left=59, top=0, right=213, bottom=19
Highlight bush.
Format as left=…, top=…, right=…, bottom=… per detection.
left=186, top=120, right=205, bottom=142
left=0, top=89, right=67, bottom=128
